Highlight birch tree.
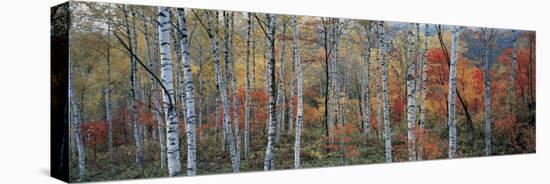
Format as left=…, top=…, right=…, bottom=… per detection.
left=418, top=24, right=429, bottom=160
left=481, top=28, right=496, bottom=156
left=379, top=21, right=392, bottom=163
left=362, top=23, right=371, bottom=137
left=158, top=7, right=181, bottom=176
left=406, top=24, right=418, bottom=161
left=70, top=64, right=86, bottom=180
left=276, top=22, right=288, bottom=142
left=123, top=6, right=143, bottom=169
left=244, top=13, right=252, bottom=160
left=375, top=49, right=383, bottom=141
left=263, top=14, right=277, bottom=171
left=177, top=8, right=197, bottom=176
left=333, top=19, right=341, bottom=129
left=152, top=21, right=167, bottom=169
left=415, top=23, right=422, bottom=115
left=228, top=13, right=241, bottom=165
left=104, top=7, right=113, bottom=162
left=448, top=25, right=460, bottom=159
left=203, top=10, right=240, bottom=173
left=420, top=24, right=429, bottom=129
left=291, top=15, right=304, bottom=169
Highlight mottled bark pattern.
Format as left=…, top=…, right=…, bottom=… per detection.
left=448, top=26, right=460, bottom=159
left=177, top=8, right=197, bottom=176
left=158, top=7, right=181, bottom=176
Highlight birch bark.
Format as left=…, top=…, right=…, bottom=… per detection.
left=123, top=6, right=143, bottom=168
left=244, top=13, right=252, bottom=160
left=406, top=24, right=418, bottom=161
left=448, top=26, right=460, bottom=158
left=176, top=8, right=197, bottom=176
left=379, top=21, right=392, bottom=163
left=70, top=64, right=86, bottom=180
left=264, top=14, right=277, bottom=171
left=205, top=11, right=240, bottom=173
left=291, top=15, right=304, bottom=169
left=158, top=7, right=181, bottom=176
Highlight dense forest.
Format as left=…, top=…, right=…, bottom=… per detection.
left=61, top=2, right=536, bottom=182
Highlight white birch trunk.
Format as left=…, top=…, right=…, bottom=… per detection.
left=415, top=23, right=422, bottom=115
left=176, top=8, right=197, bottom=176
left=153, top=22, right=167, bottom=169
left=420, top=24, right=429, bottom=129
left=379, top=21, right=392, bottom=163
left=418, top=24, right=429, bottom=160
left=362, top=26, right=371, bottom=137
left=291, top=16, right=304, bottom=169
left=276, top=25, right=288, bottom=142
left=158, top=7, right=181, bottom=176
left=228, top=13, right=241, bottom=167
left=406, top=24, right=418, bottom=161
left=264, top=14, right=277, bottom=171
left=105, top=9, right=113, bottom=162
left=174, top=29, right=187, bottom=124
left=244, top=13, right=252, bottom=160
left=205, top=11, right=240, bottom=173
left=70, top=65, right=86, bottom=180
left=448, top=26, right=460, bottom=159
left=123, top=6, right=144, bottom=168
left=375, top=49, right=383, bottom=142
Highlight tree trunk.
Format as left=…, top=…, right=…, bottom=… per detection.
left=291, top=15, right=304, bottom=169
left=153, top=20, right=167, bottom=170
left=205, top=11, right=240, bottom=173
left=123, top=6, right=144, bottom=169
left=418, top=24, right=429, bottom=160
left=379, top=21, right=392, bottom=163
left=276, top=24, right=288, bottom=142
left=482, top=28, right=495, bottom=157
left=105, top=7, right=113, bottom=163
left=362, top=25, right=371, bottom=137
left=420, top=24, right=429, bottom=130
left=176, top=8, right=197, bottom=176
left=448, top=26, right=460, bottom=159
left=70, top=64, right=86, bottom=180
left=244, top=13, right=252, bottom=160
left=406, top=24, right=418, bottom=161
left=158, top=6, right=181, bottom=176
left=264, top=14, right=277, bottom=171
left=375, top=48, right=383, bottom=142
left=174, top=27, right=187, bottom=125
left=228, top=13, right=241, bottom=166
left=415, top=23, right=422, bottom=121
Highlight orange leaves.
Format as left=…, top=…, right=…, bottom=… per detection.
left=81, top=120, right=108, bottom=146
left=393, top=128, right=444, bottom=161
left=136, top=103, right=156, bottom=126
left=416, top=129, right=444, bottom=160
left=494, top=115, right=522, bottom=153
left=391, top=98, right=405, bottom=121
left=303, top=104, right=321, bottom=127
left=325, top=124, right=361, bottom=159
left=495, top=115, right=517, bottom=137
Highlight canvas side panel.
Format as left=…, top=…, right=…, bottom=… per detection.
left=51, top=1, right=70, bottom=182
